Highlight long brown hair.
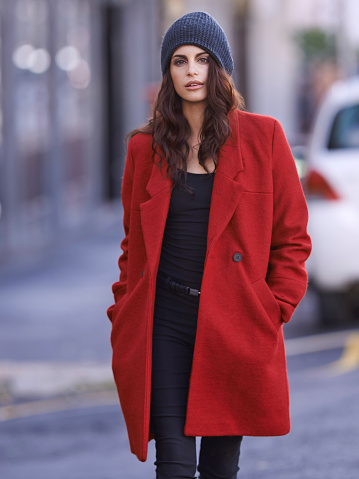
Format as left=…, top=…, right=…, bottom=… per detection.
left=129, top=56, right=244, bottom=188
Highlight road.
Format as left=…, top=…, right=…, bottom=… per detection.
left=0, top=203, right=358, bottom=478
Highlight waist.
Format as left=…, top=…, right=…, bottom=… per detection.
left=156, top=272, right=201, bottom=297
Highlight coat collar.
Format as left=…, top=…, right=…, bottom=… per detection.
left=141, top=110, right=244, bottom=276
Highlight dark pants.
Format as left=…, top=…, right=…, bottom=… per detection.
left=151, top=415, right=242, bottom=479
left=150, top=279, right=243, bottom=479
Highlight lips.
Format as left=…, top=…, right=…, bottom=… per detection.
left=185, top=81, right=203, bottom=87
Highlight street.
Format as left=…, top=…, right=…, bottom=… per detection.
left=0, top=204, right=359, bottom=479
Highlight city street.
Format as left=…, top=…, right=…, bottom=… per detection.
left=0, top=204, right=359, bottom=479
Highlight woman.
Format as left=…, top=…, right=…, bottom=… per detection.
left=107, top=11, right=312, bottom=479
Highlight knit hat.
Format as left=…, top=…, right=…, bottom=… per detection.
left=160, top=11, right=234, bottom=76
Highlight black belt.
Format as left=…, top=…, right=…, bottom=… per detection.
left=157, top=273, right=201, bottom=297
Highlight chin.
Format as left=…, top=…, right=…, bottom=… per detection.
left=182, top=93, right=207, bottom=104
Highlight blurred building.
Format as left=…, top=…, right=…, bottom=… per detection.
left=0, top=0, right=358, bottom=259
left=247, top=0, right=359, bottom=137
left=0, top=0, right=161, bottom=259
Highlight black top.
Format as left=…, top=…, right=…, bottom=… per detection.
left=157, top=171, right=215, bottom=287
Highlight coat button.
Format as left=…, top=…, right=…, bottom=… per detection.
left=232, top=252, right=242, bottom=262
left=141, top=269, right=145, bottom=277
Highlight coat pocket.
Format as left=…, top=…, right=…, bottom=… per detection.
left=251, top=278, right=283, bottom=332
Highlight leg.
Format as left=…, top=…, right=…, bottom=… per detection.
left=150, top=334, right=197, bottom=479
left=151, top=415, right=197, bottom=479
left=198, top=435, right=243, bottom=479
left=150, top=284, right=199, bottom=478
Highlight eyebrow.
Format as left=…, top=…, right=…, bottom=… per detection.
left=172, top=51, right=209, bottom=60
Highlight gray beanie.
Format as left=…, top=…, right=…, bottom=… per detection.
left=160, top=11, right=233, bottom=76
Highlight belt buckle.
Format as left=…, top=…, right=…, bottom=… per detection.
left=189, top=287, right=200, bottom=297
left=165, top=275, right=200, bottom=297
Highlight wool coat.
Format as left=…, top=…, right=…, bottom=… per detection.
left=107, top=109, right=312, bottom=462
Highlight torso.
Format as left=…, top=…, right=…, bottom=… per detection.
left=156, top=169, right=215, bottom=286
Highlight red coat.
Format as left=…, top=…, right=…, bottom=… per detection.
left=107, top=109, right=312, bottom=462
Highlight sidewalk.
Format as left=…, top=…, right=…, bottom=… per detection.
left=0, top=202, right=123, bottom=404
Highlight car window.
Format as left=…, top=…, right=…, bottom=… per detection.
left=328, top=104, right=359, bottom=149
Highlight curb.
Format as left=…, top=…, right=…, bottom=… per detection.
left=0, top=361, right=114, bottom=401
left=284, top=329, right=358, bottom=356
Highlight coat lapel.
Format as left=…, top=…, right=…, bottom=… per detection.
left=140, top=156, right=173, bottom=276
left=206, top=113, right=244, bottom=252
left=140, top=111, right=244, bottom=276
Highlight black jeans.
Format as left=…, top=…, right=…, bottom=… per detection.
left=150, top=280, right=243, bottom=479
left=151, top=415, right=242, bottom=479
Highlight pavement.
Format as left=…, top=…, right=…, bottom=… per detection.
left=1, top=201, right=359, bottom=478
left=0, top=202, right=121, bottom=408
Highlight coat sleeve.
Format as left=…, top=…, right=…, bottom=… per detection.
left=107, top=138, right=135, bottom=322
left=266, top=120, right=312, bottom=324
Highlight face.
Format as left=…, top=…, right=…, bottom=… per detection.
left=169, top=45, right=209, bottom=105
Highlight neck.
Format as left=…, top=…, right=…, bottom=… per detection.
left=181, top=100, right=206, bottom=141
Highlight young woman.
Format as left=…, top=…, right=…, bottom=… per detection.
left=107, top=11, right=312, bottom=479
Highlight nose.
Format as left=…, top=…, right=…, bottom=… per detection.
left=187, top=60, right=198, bottom=76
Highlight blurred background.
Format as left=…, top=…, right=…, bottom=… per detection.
left=0, top=1, right=359, bottom=478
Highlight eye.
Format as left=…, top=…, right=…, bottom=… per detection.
left=198, top=56, right=209, bottom=63
left=173, top=59, right=186, bottom=65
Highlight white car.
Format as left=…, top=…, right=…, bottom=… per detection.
left=305, top=78, right=359, bottom=324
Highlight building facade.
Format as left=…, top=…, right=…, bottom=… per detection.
left=0, top=0, right=161, bottom=258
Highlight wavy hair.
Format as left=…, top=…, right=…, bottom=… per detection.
left=129, top=56, right=245, bottom=188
